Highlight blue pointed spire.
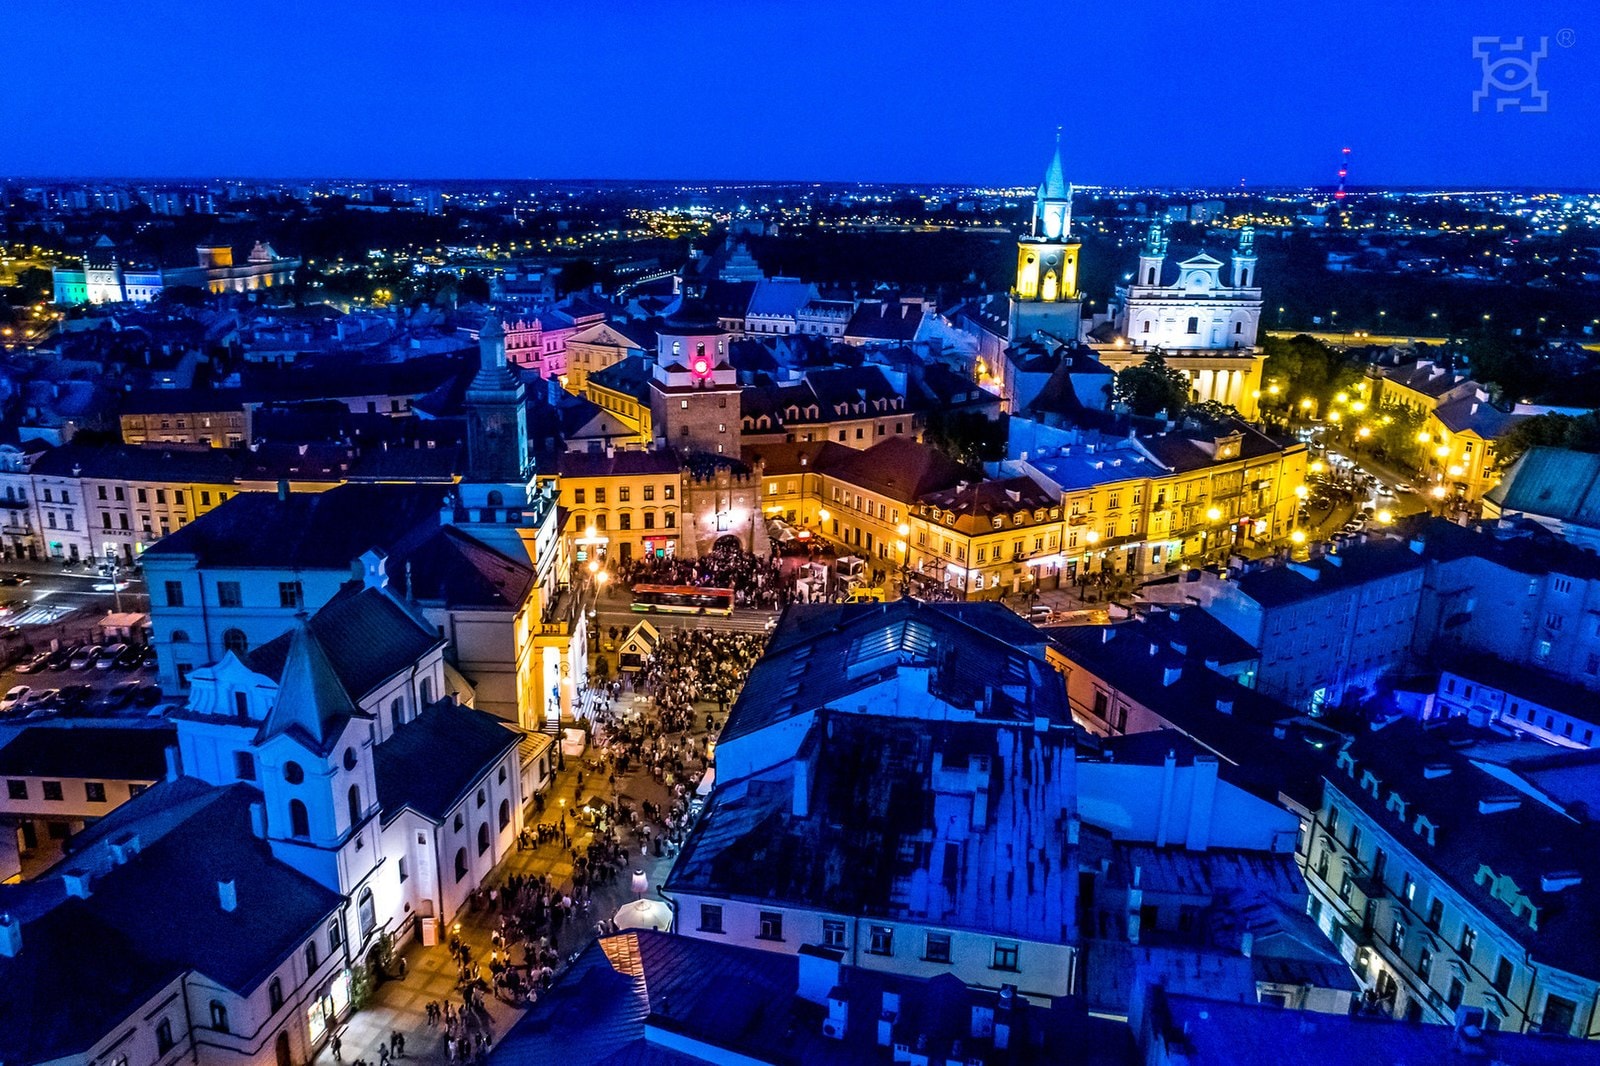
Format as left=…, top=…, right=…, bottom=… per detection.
left=260, top=618, right=358, bottom=752
left=1041, top=128, right=1068, bottom=201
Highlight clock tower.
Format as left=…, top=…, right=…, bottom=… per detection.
left=1010, top=133, right=1084, bottom=339
left=649, top=299, right=742, bottom=457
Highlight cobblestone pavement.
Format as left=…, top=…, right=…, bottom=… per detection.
left=313, top=688, right=701, bottom=1065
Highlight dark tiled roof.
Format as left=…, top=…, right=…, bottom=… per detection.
left=390, top=526, right=534, bottom=610
left=843, top=299, right=925, bottom=343
left=247, top=584, right=443, bottom=703
left=586, top=354, right=654, bottom=404
left=1484, top=446, right=1600, bottom=524
left=820, top=436, right=971, bottom=503
left=727, top=600, right=1063, bottom=745
left=558, top=449, right=682, bottom=479
left=145, top=483, right=443, bottom=569
left=0, top=780, right=341, bottom=1062
left=918, top=475, right=1058, bottom=536
left=0, top=723, right=174, bottom=780
left=1420, top=516, right=1600, bottom=580
left=1155, top=990, right=1600, bottom=1066
left=32, top=443, right=241, bottom=484
left=373, top=701, right=519, bottom=823
left=1228, top=537, right=1425, bottom=609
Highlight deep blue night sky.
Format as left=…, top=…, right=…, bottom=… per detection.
left=10, top=0, right=1598, bottom=187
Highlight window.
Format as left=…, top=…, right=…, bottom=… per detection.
left=992, top=942, right=1019, bottom=971
left=644, top=485, right=655, bottom=502
left=595, top=488, right=607, bottom=504
left=759, top=911, right=784, bottom=941
left=5, top=780, right=24, bottom=800
left=269, top=976, right=284, bottom=1012
left=1326, top=806, right=1340, bottom=837
left=574, top=488, right=586, bottom=505
left=165, top=580, right=185, bottom=607
left=156, top=1019, right=175, bottom=1053
left=358, top=887, right=375, bottom=937
left=283, top=761, right=304, bottom=785
left=84, top=782, right=106, bottom=803
left=925, top=932, right=952, bottom=963
left=210, top=1000, right=229, bottom=1032
left=1446, top=976, right=1465, bottom=1010
left=823, top=920, right=846, bottom=948
left=453, top=812, right=464, bottom=832
left=1459, top=924, right=1477, bottom=963
left=620, top=513, right=632, bottom=530
left=1418, top=948, right=1433, bottom=983
left=278, top=581, right=303, bottom=609
left=1186, top=316, right=1199, bottom=334
left=217, top=581, right=243, bottom=608
left=454, top=848, right=468, bottom=882
left=498, top=798, right=511, bottom=829
left=42, top=781, right=62, bottom=801
left=1348, top=823, right=1363, bottom=856
left=1390, top=920, right=1405, bottom=952
left=222, top=628, right=249, bottom=655
left=476, top=787, right=487, bottom=808
left=1426, top=898, right=1443, bottom=930
left=1543, top=994, right=1578, bottom=1036
left=348, top=785, right=362, bottom=826
left=1493, top=956, right=1513, bottom=994
left=619, top=487, right=631, bottom=503
left=700, top=904, right=724, bottom=933
left=477, top=822, right=490, bottom=855
left=289, top=800, right=309, bottom=837
left=868, top=926, right=893, bottom=956
left=664, top=484, right=675, bottom=500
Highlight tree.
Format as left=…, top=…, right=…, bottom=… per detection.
left=1115, top=352, right=1190, bottom=418
left=1369, top=403, right=1428, bottom=470
left=1496, top=411, right=1600, bottom=469
left=1260, top=333, right=1362, bottom=409
left=925, top=410, right=1007, bottom=468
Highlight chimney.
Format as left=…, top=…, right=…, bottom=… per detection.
left=62, top=869, right=92, bottom=898
left=108, top=831, right=141, bottom=865
left=1185, top=756, right=1220, bottom=852
left=249, top=801, right=267, bottom=839
left=164, top=745, right=181, bottom=782
left=994, top=985, right=1019, bottom=1050
left=0, top=913, right=19, bottom=957
left=218, top=880, right=238, bottom=913
left=1162, top=664, right=1182, bottom=686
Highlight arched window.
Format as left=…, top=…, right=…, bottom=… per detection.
left=171, top=629, right=190, bottom=644
left=268, top=976, right=284, bottom=1012
left=454, top=847, right=468, bottom=882
left=221, top=628, right=249, bottom=655
left=305, top=939, right=319, bottom=970
left=343, top=747, right=357, bottom=771
left=283, top=761, right=304, bottom=785
left=209, top=1000, right=229, bottom=1033
left=389, top=696, right=404, bottom=726
left=347, top=785, right=362, bottom=826
left=498, top=798, right=511, bottom=830
left=487, top=490, right=504, bottom=507
left=419, top=677, right=433, bottom=706
left=357, top=886, right=375, bottom=937
left=477, top=822, right=490, bottom=855
left=289, top=799, right=309, bottom=838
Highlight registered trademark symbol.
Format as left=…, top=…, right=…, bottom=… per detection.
left=1556, top=28, right=1576, bottom=47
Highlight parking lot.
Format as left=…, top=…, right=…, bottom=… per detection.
left=0, top=561, right=162, bottom=724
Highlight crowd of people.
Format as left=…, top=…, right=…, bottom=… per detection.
left=610, top=544, right=795, bottom=610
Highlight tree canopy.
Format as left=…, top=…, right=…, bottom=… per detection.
left=1114, top=352, right=1190, bottom=418
left=1497, top=411, right=1600, bottom=469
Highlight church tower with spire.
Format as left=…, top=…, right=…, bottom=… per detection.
left=464, top=317, right=529, bottom=486
left=1010, top=132, right=1084, bottom=339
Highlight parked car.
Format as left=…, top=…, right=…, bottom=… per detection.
left=96, top=643, right=128, bottom=671
left=90, top=681, right=141, bottom=713
left=1394, top=484, right=1418, bottom=495
left=140, top=646, right=158, bottom=670
left=55, top=684, right=93, bottom=709
left=15, top=651, right=51, bottom=674
left=113, top=645, right=144, bottom=670
left=47, top=645, right=80, bottom=671
left=0, top=574, right=30, bottom=587
left=132, top=683, right=163, bottom=708
left=22, top=688, right=58, bottom=709
left=68, top=645, right=102, bottom=670
left=0, top=686, right=29, bottom=712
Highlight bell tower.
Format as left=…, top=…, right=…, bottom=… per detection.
left=1010, top=131, right=1084, bottom=339
left=464, top=316, right=529, bottom=485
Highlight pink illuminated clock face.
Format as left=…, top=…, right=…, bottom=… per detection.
left=692, top=357, right=709, bottom=376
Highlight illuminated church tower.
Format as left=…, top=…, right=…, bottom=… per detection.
left=1010, top=132, right=1083, bottom=339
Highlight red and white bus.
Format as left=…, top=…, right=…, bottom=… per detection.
left=630, top=584, right=735, bottom=616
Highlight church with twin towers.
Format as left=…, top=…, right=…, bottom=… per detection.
left=977, top=134, right=1267, bottom=419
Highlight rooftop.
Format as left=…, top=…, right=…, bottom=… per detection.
left=374, top=701, right=519, bottom=824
